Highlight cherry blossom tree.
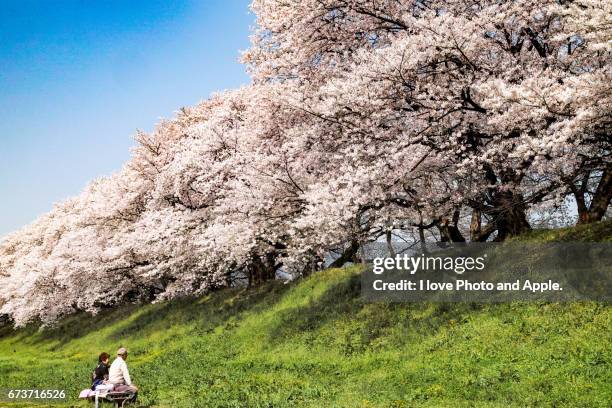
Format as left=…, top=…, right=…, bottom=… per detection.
left=246, top=0, right=611, bottom=239
left=1, top=0, right=609, bottom=326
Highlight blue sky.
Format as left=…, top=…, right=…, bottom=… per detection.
left=0, top=0, right=253, bottom=237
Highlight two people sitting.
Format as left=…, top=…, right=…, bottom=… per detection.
left=92, top=347, right=138, bottom=395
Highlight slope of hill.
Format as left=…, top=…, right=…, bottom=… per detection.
left=0, top=221, right=611, bottom=407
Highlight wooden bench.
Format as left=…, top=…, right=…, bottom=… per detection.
left=82, top=390, right=137, bottom=407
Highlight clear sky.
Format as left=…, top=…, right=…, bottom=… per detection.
left=0, top=0, right=253, bottom=238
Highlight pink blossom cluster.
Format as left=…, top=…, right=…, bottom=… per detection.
left=1, top=0, right=610, bottom=326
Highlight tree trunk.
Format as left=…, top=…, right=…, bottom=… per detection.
left=247, top=252, right=278, bottom=287
left=386, top=228, right=396, bottom=257
left=569, top=171, right=590, bottom=224
left=418, top=225, right=427, bottom=254
left=469, top=208, right=497, bottom=242
left=492, top=191, right=531, bottom=241
left=358, top=242, right=367, bottom=265
left=577, top=168, right=612, bottom=224
left=470, top=209, right=481, bottom=241
left=437, top=210, right=466, bottom=243
left=330, top=240, right=360, bottom=268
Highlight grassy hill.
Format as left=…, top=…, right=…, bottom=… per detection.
left=0, top=221, right=611, bottom=407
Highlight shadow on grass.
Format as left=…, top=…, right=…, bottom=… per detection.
left=104, top=280, right=293, bottom=342
left=3, top=265, right=496, bottom=354
left=2, top=280, right=294, bottom=349
left=266, top=272, right=486, bottom=352
left=0, top=303, right=141, bottom=346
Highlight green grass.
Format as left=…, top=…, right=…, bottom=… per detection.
left=510, top=220, right=612, bottom=243
left=0, top=221, right=611, bottom=407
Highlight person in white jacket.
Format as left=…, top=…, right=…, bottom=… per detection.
left=108, top=347, right=138, bottom=393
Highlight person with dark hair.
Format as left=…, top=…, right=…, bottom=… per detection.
left=91, top=352, right=110, bottom=390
